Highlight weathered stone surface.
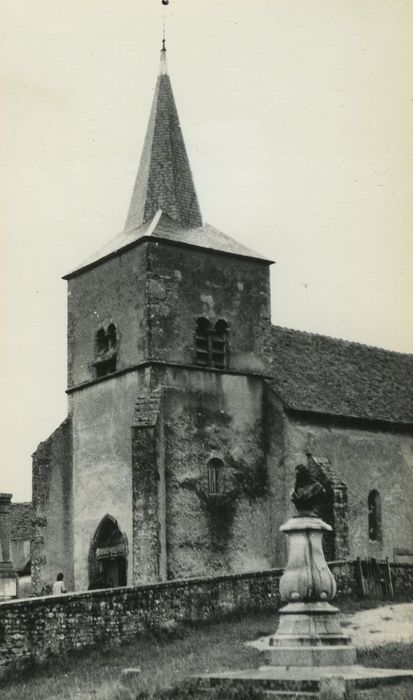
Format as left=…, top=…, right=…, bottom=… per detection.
left=285, top=417, right=413, bottom=562
left=0, top=561, right=410, bottom=681
left=31, top=418, right=73, bottom=594
left=145, top=240, right=272, bottom=373
left=0, top=567, right=281, bottom=679
left=196, top=665, right=413, bottom=697
left=67, top=243, right=148, bottom=388
left=278, top=519, right=336, bottom=603
left=56, top=204, right=274, bottom=593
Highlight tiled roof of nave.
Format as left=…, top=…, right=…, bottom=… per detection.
left=270, top=325, right=413, bottom=425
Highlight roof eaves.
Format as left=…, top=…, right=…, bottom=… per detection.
left=284, top=404, right=413, bottom=430
left=64, top=230, right=273, bottom=281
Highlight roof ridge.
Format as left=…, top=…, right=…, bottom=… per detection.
left=271, top=324, right=413, bottom=358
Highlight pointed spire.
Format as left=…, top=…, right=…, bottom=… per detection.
left=125, top=41, right=202, bottom=231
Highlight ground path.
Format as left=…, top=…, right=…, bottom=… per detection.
left=341, top=602, right=413, bottom=648
left=247, top=602, right=413, bottom=650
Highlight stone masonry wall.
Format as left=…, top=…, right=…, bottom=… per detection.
left=285, top=416, right=413, bottom=561
left=131, top=369, right=277, bottom=583
left=146, top=240, right=272, bottom=374
left=67, top=243, right=147, bottom=388
left=0, top=562, right=368, bottom=680
left=132, top=418, right=164, bottom=583
left=70, top=372, right=139, bottom=590
left=161, top=377, right=272, bottom=578
left=31, top=417, right=73, bottom=594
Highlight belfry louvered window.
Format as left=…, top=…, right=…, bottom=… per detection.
left=195, top=317, right=229, bottom=369
left=94, top=324, right=117, bottom=378
left=195, top=317, right=211, bottom=366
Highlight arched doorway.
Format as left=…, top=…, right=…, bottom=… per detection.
left=88, top=515, right=128, bottom=589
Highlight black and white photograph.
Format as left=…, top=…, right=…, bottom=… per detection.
left=0, top=1, right=412, bottom=697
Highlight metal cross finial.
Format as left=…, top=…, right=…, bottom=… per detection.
left=162, top=23, right=166, bottom=52
left=159, top=24, right=168, bottom=75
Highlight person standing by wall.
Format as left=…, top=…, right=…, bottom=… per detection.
left=52, top=572, right=67, bottom=595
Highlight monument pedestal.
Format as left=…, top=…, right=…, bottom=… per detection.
left=265, top=517, right=356, bottom=668
left=191, top=512, right=413, bottom=697
left=267, top=601, right=356, bottom=667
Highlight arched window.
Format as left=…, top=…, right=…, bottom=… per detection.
left=195, top=317, right=229, bottom=369
left=368, top=490, right=382, bottom=542
left=94, top=324, right=117, bottom=378
left=208, top=458, right=224, bottom=495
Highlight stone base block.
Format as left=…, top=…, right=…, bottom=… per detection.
left=267, top=644, right=356, bottom=667
left=267, top=601, right=356, bottom=666
left=193, top=665, right=413, bottom=698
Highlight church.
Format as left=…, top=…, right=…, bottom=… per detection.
left=31, top=42, right=413, bottom=594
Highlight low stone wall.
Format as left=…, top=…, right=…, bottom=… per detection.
left=1, top=568, right=280, bottom=680
left=0, top=561, right=410, bottom=680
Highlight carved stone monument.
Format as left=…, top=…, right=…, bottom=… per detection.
left=266, top=465, right=356, bottom=666
left=193, top=464, right=413, bottom=697
left=0, top=494, right=17, bottom=599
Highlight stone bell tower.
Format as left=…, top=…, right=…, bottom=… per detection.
left=33, top=40, right=275, bottom=592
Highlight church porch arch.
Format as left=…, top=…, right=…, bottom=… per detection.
left=88, top=515, right=128, bottom=589
left=306, top=454, right=350, bottom=561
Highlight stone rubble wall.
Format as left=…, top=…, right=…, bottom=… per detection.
left=0, top=561, right=411, bottom=680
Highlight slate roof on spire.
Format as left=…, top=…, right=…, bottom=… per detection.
left=65, top=45, right=273, bottom=279
left=125, top=42, right=203, bottom=231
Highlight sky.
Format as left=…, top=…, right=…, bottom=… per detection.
left=1, top=0, right=412, bottom=501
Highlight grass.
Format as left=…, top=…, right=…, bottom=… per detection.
left=1, top=600, right=412, bottom=699
left=1, top=611, right=273, bottom=700
left=355, top=684, right=413, bottom=700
